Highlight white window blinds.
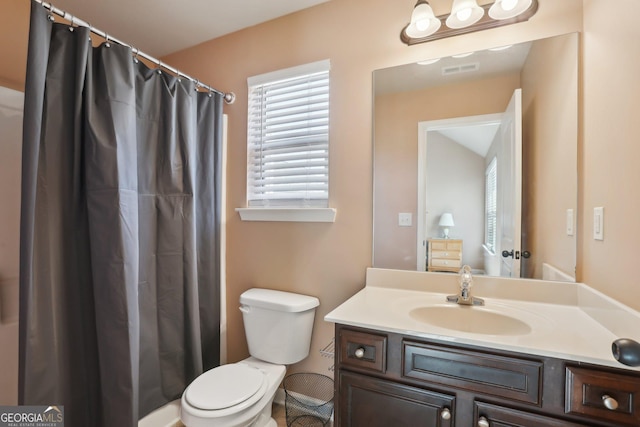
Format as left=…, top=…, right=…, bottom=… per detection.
left=485, top=157, right=498, bottom=253
left=247, top=60, right=330, bottom=207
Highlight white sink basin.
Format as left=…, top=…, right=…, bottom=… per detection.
left=409, top=305, right=532, bottom=336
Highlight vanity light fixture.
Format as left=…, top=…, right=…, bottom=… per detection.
left=404, top=0, right=441, bottom=39
left=417, top=58, right=441, bottom=65
left=401, top=0, right=538, bottom=46
left=488, top=44, right=514, bottom=51
left=446, top=0, right=484, bottom=29
left=451, top=51, right=475, bottom=58
left=489, top=0, right=533, bottom=20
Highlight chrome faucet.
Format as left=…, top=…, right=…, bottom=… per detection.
left=447, top=265, right=484, bottom=306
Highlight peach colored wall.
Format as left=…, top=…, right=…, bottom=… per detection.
left=521, top=33, right=578, bottom=280
left=373, top=73, right=520, bottom=270
left=1, top=0, right=605, bottom=381
left=0, top=0, right=29, bottom=91
left=581, top=0, right=640, bottom=310
left=162, top=0, right=584, bottom=374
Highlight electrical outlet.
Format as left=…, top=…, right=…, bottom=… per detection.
left=398, top=213, right=412, bottom=227
left=594, top=207, right=604, bottom=240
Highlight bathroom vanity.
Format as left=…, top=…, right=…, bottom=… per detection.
left=325, top=268, right=640, bottom=427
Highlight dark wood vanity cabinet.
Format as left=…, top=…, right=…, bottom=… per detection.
left=339, top=371, right=455, bottom=427
left=334, top=324, right=640, bottom=427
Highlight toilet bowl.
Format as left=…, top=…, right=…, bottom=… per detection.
left=180, top=357, right=285, bottom=427
left=180, top=289, right=319, bottom=427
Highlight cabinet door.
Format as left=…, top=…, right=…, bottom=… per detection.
left=475, top=402, right=589, bottom=427
left=338, top=371, right=454, bottom=427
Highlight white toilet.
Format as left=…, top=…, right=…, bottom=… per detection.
left=180, top=288, right=320, bottom=427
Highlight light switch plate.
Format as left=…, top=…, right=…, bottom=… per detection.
left=398, top=212, right=412, bottom=227
left=566, top=209, right=574, bottom=236
left=593, top=207, right=604, bottom=240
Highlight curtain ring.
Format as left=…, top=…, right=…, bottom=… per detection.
left=176, top=71, right=183, bottom=82
left=68, top=16, right=74, bottom=32
left=208, top=88, right=213, bottom=98
left=194, top=80, right=200, bottom=92
left=156, top=58, right=162, bottom=74
left=105, top=34, right=111, bottom=48
left=132, top=48, right=139, bottom=64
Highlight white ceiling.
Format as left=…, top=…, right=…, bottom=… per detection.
left=434, top=122, right=500, bottom=158
left=49, top=0, right=331, bottom=57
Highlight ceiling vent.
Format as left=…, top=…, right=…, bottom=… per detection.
left=441, top=62, right=479, bottom=76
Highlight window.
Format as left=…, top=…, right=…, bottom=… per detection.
left=484, top=157, right=497, bottom=253
left=246, top=60, right=330, bottom=210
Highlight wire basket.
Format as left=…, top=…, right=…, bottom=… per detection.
left=283, top=373, right=334, bottom=427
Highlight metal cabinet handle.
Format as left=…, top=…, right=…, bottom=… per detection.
left=602, top=394, right=619, bottom=411
left=477, top=416, right=490, bottom=427
left=441, top=408, right=451, bottom=420
left=354, top=347, right=365, bottom=359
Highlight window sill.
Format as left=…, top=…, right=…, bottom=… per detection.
left=236, top=207, right=336, bottom=223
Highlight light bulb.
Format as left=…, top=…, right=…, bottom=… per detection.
left=416, top=18, right=430, bottom=31
left=501, top=0, right=518, bottom=11
left=456, top=7, right=473, bottom=22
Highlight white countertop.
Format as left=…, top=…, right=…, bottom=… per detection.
left=325, top=268, right=640, bottom=371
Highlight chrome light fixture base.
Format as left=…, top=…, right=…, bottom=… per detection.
left=401, top=0, right=538, bottom=46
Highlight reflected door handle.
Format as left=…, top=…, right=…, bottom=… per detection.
left=502, top=250, right=530, bottom=259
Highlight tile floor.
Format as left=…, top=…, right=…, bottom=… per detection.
left=272, top=403, right=287, bottom=426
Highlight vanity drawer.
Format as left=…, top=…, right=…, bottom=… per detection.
left=339, top=328, right=387, bottom=373
left=565, top=366, right=640, bottom=425
left=403, top=341, right=543, bottom=405
left=475, top=401, right=588, bottom=427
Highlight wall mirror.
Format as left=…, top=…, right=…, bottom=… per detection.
left=373, top=32, right=578, bottom=282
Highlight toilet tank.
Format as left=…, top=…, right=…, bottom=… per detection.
left=240, top=288, right=320, bottom=365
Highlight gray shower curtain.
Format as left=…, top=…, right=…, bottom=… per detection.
left=19, top=2, right=222, bottom=426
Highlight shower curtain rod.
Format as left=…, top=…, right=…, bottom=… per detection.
left=34, top=0, right=236, bottom=104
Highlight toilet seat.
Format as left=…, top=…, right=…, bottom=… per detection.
left=185, top=364, right=267, bottom=415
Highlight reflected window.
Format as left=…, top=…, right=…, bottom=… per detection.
left=485, top=157, right=497, bottom=253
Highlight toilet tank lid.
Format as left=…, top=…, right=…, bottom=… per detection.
left=240, top=288, right=319, bottom=312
